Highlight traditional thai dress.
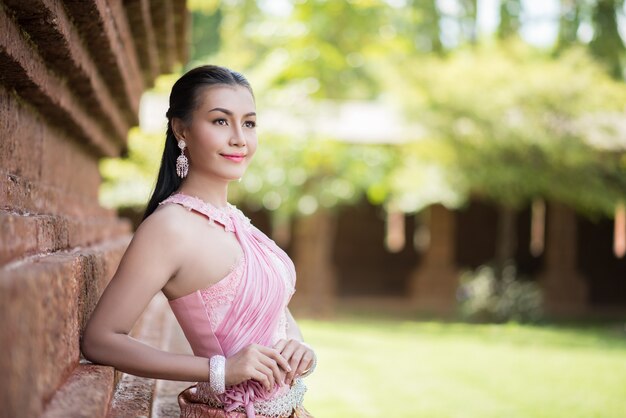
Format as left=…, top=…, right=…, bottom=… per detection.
left=158, top=193, right=312, bottom=418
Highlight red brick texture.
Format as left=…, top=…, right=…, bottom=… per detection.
left=0, top=1, right=188, bottom=417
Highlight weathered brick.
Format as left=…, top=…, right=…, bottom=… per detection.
left=173, top=0, right=189, bottom=65
left=41, top=364, right=116, bottom=418
left=0, top=85, right=44, bottom=181
left=0, top=172, right=112, bottom=218
left=0, top=205, right=130, bottom=269
left=150, top=0, right=177, bottom=73
left=0, top=237, right=130, bottom=418
left=41, top=125, right=101, bottom=199
left=0, top=5, right=121, bottom=157
left=123, top=0, right=160, bottom=85
left=62, top=0, right=145, bottom=124
left=0, top=211, right=39, bottom=263
left=4, top=0, right=130, bottom=146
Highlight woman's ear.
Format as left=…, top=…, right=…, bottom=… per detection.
left=171, top=117, right=188, bottom=142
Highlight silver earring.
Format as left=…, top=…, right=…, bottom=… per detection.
left=176, top=140, right=189, bottom=178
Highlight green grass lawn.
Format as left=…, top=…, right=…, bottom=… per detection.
left=298, top=315, right=626, bottom=418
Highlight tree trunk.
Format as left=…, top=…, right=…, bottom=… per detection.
left=590, top=0, right=625, bottom=79
left=498, top=0, right=522, bottom=39
left=556, top=0, right=581, bottom=51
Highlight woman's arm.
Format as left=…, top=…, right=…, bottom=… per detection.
left=285, top=307, right=304, bottom=341
left=273, top=307, right=315, bottom=385
left=81, top=209, right=208, bottom=382
left=81, top=207, right=291, bottom=389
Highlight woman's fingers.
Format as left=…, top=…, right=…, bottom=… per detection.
left=278, top=340, right=303, bottom=384
left=250, top=367, right=272, bottom=391
left=260, top=354, right=285, bottom=388
left=225, top=344, right=296, bottom=390
left=273, top=339, right=288, bottom=353
left=293, top=350, right=314, bottom=381
left=259, top=346, right=291, bottom=373
left=285, top=347, right=305, bottom=385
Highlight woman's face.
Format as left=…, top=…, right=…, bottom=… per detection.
left=182, top=85, right=257, bottom=182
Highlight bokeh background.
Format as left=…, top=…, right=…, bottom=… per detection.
left=1, top=1, right=625, bottom=417
left=100, top=1, right=626, bottom=416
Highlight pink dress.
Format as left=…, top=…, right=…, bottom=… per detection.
left=158, top=193, right=304, bottom=418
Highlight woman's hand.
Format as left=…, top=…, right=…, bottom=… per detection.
left=272, top=339, right=314, bottom=386
left=224, top=344, right=291, bottom=391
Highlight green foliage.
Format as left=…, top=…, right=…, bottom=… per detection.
left=99, top=128, right=163, bottom=208
left=228, top=134, right=397, bottom=218
left=101, top=2, right=626, bottom=222
left=390, top=41, right=626, bottom=217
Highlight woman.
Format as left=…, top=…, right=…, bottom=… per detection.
left=81, top=65, right=315, bottom=418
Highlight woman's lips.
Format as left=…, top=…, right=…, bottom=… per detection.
left=221, top=154, right=245, bottom=163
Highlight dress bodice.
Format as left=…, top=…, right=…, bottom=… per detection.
left=157, top=192, right=302, bottom=417
left=159, top=193, right=295, bottom=358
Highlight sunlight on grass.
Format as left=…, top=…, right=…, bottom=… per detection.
left=298, top=317, right=626, bottom=418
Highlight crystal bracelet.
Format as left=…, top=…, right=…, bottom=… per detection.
left=299, top=342, right=317, bottom=378
left=209, top=355, right=226, bottom=395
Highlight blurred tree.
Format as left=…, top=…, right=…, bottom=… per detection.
left=556, top=0, right=582, bottom=50
left=389, top=41, right=626, bottom=275
left=589, top=0, right=625, bottom=78
left=498, top=0, right=522, bottom=39
left=101, top=0, right=626, bottom=248
left=189, top=5, right=222, bottom=61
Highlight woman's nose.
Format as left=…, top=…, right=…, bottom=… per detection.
left=230, top=126, right=246, bottom=146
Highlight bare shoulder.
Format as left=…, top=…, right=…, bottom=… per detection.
left=136, top=202, right=236, bottom=260
left=138, top=202, right=191, bottom=237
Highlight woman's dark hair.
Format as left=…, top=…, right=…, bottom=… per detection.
left=142, top=65, right=253, bottom=221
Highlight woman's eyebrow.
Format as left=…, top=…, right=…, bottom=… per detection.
left=208, top=107, right=256, bottom=117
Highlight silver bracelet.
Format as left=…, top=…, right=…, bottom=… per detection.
left=209, top=355, right=226, bottom=395
left=299, top=342, right=317, bottom=378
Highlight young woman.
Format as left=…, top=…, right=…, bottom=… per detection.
left=81, top=65, right=315, bottom=418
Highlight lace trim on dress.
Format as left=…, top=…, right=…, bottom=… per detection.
left=158, top=192, right=252, bottom=232
left=200, top=257, right=246, bottom=329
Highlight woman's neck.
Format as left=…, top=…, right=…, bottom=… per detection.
left=177, top=173, right=230, bottom=209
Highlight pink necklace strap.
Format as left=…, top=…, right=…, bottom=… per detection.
left=159, top=193, right=242, bottom=232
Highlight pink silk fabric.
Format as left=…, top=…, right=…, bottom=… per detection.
left=158, top=193, right=297, bottom=418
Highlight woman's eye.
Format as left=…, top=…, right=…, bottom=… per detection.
left=214, top=119, right=228, bottom=126
left=244, top=121, right=256, bottom=128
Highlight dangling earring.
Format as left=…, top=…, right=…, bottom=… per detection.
left=176, top=140, right=189, bottom=178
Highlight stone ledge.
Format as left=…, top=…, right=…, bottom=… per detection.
left=123, top=0, right=160, bottom=85
left=150, top=0, right=177, bottom=73
left=41, top=364, right=116, bottom=418
left=0, top=171, right=116, bottom=218
left=62, top=0, right=145, bottom=126
left=3, top=0, right=131, bottom=147
left=172, top=0, right=189, bottom=65
left=0, top=237, right=130, bottom=417
left=0, top=209, right=131, bottom=266
left=0, top=5, right=120, bottom=157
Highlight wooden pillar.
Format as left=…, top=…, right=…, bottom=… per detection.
left=538, top=202, right=588, bottom=316
left=409, top=204, right=459, bottom=316
left=291, top=209, right=337, bottom=317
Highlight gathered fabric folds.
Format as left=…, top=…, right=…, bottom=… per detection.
left=159, top=193, right=304, bottom=418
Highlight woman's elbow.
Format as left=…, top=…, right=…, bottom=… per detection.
left=80, top=326, right=105, bottom=363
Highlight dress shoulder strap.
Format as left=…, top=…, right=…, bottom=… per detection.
left=158, top=193, right=235, bottom=232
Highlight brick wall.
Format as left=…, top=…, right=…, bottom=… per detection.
left=0, top=1, right=188, bottom=416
